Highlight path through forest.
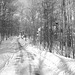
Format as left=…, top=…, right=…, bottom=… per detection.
left=0, top=36, right=75, bottom=75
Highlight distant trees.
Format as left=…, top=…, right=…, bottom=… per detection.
left=10, top=0, right=75, bottom=58
left=60, top=0, right=74, bottom=57
left=28, top=0, right=43, bottom=44
left=12, top=0, right=75, bottom=58
left=0, top=0, right=19, bottom=41
left=37, top=0, right=75, bottom=58
left=2, top=0, right=74, bottom=58
left=13, top=0, right=44, bottom=44
left=42, top=0, right=56, bottom=52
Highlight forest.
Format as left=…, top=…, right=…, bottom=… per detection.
left=0, top=0, right=75, bottom=58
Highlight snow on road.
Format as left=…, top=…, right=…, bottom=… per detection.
left=0, top=36, right=19, bottom=54
left=0, top=37, right=75, bottom=75
left=0, top=53, right=15, bottom=75
left=0, top=64, right=16, bottom=75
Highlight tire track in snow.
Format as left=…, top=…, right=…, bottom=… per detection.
left=0, top=37, right=22, bottom=75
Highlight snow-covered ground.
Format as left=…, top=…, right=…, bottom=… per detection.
left=0, top=37, right=75, bottom=75
left=0, top=36, right=19, bottom=54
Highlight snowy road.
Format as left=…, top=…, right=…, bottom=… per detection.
left=0, top=36, right=75, bottom=75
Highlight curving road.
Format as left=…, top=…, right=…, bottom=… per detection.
left=0, top=36, right=75, bottom=75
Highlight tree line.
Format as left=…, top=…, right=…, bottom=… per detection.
left=0, top=0, right=19, bottom=41
left=37, top=0, right=75, bottom=58
left=0, top=0, right=75, bottom=58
